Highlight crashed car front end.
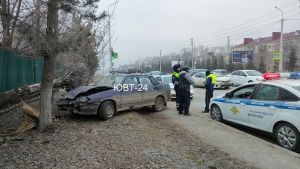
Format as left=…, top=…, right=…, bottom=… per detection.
left=57, top=86, right=114, bottom=115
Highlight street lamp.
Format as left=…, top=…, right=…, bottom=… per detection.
left=275, top=6, right=284, bottom=72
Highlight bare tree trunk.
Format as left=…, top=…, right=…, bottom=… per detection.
left=1, top=0, right=11, bottom=47
left=39, top=0, right=58, bottom=132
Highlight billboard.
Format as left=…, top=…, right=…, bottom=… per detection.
left=232, top=51, right=253, bottom=64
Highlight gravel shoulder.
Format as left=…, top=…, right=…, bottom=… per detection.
left=0, top=106, right=255, bottom=169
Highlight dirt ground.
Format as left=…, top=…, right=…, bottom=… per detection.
left=0, top=106, right=255, bottom=169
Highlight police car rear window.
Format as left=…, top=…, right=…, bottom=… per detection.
left=283, top=89, right=299, bottom=102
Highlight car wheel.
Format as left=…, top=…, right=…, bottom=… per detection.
left=153, top=96, right=165, bottom=112
left=275, top=122, right=300, bottom=152
left=210, top=105, right=223, bottom=122
left=248, top=80, right=253, bottom=83
left=98, top=101, right=116, bottom=120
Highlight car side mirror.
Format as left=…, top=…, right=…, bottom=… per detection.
left=225, top=92, right=232, bottom=98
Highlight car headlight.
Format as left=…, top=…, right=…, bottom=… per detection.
left=76, top=96, right=89, bottom=103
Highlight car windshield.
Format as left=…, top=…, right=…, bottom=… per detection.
left=245, top=70, right=262, bottom=76
left=161, top=76, right=172, bottom=83
left=94, top=76, right=124, bottom=87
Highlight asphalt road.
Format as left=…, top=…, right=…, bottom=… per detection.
left=164, top=87, right=300, bottom=169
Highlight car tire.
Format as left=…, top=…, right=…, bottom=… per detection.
left=98, top=101, right=116, bottom=120
left=210, top=104, right=223, bottom=122
left=153, top=96, right=165, bottom=112
left=248, top=80, right=253, bottom=83
left=274, top=122, right=300, bottom=152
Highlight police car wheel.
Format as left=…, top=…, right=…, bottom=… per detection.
left=210, top=105, right=223, bottom=122
left=275, top=123, right=300, bottom=152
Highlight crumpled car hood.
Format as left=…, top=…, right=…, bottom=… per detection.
left=64, top=86, right=96, bottom=99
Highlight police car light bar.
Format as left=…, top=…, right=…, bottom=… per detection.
left=262, top=72, right=300, bottom=80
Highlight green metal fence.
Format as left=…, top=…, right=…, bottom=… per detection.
left=0, top=50, right=43, bottom=93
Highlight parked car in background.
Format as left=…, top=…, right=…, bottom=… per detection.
left=159, top=75, right=194, bottom=99
left=58, top=75, right=171, bottom=120
left=212, top=69, right=229, bottom=76
left=149, top=71, right=165, bottom=79
left=190, top=69, right=207, bottom=76
left=228, top=70, right=263, bottom=86
left=192, top=72, right=231, bottom=89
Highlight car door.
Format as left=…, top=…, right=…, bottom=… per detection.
left=139, top=76, right=157, bottom=105
left=239, top=71, right=249, bottom=85
left=120, top=76, right=142, bottom=109
left=222, top=84, right=256, bottom=125
left=229, top=71, right=241, bottom=86
left=247, top=84, right=281, bottom=131
left=193, top=72, right=205, bottom=87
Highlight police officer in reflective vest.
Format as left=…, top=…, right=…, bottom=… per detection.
left=172, top=64, right=181, bottom=112
left=178, top=67, right=194, bottom=115
left=202, top=70, right=216, bottom=113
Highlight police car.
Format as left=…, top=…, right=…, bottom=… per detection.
left=210, top=72, right=300, bottom=152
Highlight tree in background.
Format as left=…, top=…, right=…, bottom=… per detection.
left=258, top=62, right=267, bottom=73
left=218, top=56, right=225, bottom=69
left=0, top=0, right=23, bottom=48
left=205, top=59, right=211, bottom=69
left=225, top=55, right=234, bottom=72
left=246, top=60, right=256, bottom=70
left=286, top=46, right=297, bottom=71
left=258, top=45, right=267, bottom=73
left=234, top=63, right=243, bottom=70
left=212, top=56, right=218, bottom=69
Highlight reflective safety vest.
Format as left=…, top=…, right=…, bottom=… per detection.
left=207, top=73, right=217, bottom=85
left=172, top=72, right=179, bottom=78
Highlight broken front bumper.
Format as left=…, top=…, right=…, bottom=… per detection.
left=57, top=100, right=99, bottom=115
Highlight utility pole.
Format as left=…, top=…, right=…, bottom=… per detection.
left=160, top=50, right=162, bottom=72
left=275, top=6, right=284, bottom=72
left=191, top=38, right=194, bottom=69
left=227, top=36, right=231, bottom=64
left=227, top=36, right=231, bottom=52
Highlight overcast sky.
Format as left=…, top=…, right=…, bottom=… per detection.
left=99, top=0, right=300, bottom=67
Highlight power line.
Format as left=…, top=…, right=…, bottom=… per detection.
left=193, top=1, right=297, bottom=39
left=194, top=7, right=299, bottom=42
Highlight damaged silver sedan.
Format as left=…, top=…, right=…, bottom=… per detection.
left=57, top=75, right=171, bottom=120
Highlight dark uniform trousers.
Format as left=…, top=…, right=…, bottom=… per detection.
left=178, top=90, right=191, bottom=114
left=205, top=89, right=213, bottom=112
left=175, top=86, right=180, bottom=110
